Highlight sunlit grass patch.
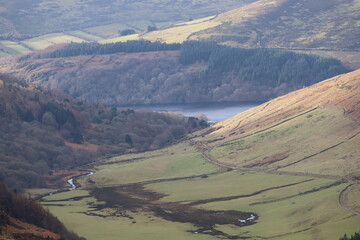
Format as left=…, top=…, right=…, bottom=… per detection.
left=90, top=143, right=220, bottom=187
left=202, top=183, right=358, bottom=240
left=22, top=33, right=86, bottom=50
left=68, top=31, right=104, bottom=41
left=142, top=21, right=221, bottom=43
left=84, top=23, right=132, bottom=38
left=0, top=40, right=32, bottom=54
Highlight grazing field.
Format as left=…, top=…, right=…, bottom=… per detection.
left=141, top=18, right=221, bottom=43
left=42, top=141, right=360, bottom=240
left=0, top=41, right=31, bottom=54
left=21, top=33, right=86, bottom=50
left=68, top=31, right=104, bottom=41
left=84, top=23, right=134, bottom=38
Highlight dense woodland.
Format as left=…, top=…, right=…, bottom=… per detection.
left=0, top=182, right=84, bottom=240
left=0, top=73, right=207, bottom=189
left=9, top=41, right=350, bottom=105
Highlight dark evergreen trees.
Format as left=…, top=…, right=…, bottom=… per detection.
left=179, top=41, right=349, bottom=87
left=48, top=40, right=181, bottom=58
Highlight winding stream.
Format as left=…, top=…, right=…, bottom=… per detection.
left=67, top=171, right=94, bottom=190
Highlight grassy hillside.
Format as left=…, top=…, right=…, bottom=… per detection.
left=0, top=73, right=207, bottom=189
left=38, top=70, right=360, bottom=240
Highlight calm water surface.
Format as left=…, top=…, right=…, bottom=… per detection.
left=119, top=102, right=261, bottom=122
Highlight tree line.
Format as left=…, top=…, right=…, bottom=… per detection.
left=47, top=40, right=181, bottom=58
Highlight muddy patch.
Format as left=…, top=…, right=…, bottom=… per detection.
left=90, top=185, right=257, bottom=239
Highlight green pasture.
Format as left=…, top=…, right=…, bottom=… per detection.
left=87, top=143, right=220, bottom=187
left=42, top=138, right=360, bottom=240
left=142, top=20, right=221, bottom=43
left=209, top=107, right=360, bottom=176
left=21, top=33, right=86, bottom=50
left=68, top=31, right=104, bottom=41
left=127, top=21, right=153, bottom=31
left=0, top=41, right=32, bottom=55
left=84, top=23, right=134, bottom=38
left=146, top=171, right=333, bottom=203
left=202, top=183, right=358, bottom=240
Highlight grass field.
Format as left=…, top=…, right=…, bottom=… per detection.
left=42, top=138, right=360, bottom=240
left=21, top=33, right=87, bottom=50
left=0, top=41, right=32, bottom=55
left=68, top=31, right=104, bottom=41
left=84, top=23, right=133, bottom=38
left=141, top=18, right=221, bottom=43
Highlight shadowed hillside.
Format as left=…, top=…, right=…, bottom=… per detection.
left=0, top=73, right=207, bottom=189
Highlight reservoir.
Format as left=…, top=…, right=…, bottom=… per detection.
left=118, top=102, right=261, bottom=122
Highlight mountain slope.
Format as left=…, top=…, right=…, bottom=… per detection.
left=198, top=69, right=360, bottom=178
left=192, top=0, right=360, bottom=50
